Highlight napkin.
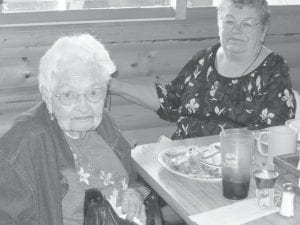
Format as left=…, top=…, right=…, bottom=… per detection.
left=158, top=135, right=172, bottom=143
left=189, top=198, right=279, bottom=225
left=107, top=189, right=144, bottom=225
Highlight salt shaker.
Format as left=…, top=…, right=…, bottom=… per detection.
left=279, top=183, right=295, bottom=217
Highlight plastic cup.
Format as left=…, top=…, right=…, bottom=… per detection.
left=220, top=128, right=255, bottom=200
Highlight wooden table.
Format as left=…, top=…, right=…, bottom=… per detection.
left=132, top=135, right=300, bottom=225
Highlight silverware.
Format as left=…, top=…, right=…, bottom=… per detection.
left=201, top=150, right=220, bottom=159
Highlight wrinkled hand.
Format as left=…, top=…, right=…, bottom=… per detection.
left=120, top=188, right=146, bottom=224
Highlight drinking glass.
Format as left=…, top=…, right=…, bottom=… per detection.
left=220, top=128, right=255, bottom=200
left=254, top=169, right=279, bottom=208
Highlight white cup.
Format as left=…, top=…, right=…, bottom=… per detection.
left=257, top=126, right=297, bottom=169
left=285, top=119, right=300, bottom=141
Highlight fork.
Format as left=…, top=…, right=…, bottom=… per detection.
left=189, top=146, right=208, bottom=158
left=201, top=150, right=220, bottom=159
left=197, top=144, right=220, bottom=159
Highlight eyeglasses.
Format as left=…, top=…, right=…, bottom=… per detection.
left=221, top=17, right=260, bottom=33
left=52, top=88, right=105, bottom=106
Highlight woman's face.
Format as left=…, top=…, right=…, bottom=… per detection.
left=47, top=62, right=108, bottom=137
left=218, top=5, right=268, bottom=55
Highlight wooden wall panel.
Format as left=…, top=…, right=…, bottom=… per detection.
left=0, top=6, right=299, bottom=143
left=123, top=125, right=176, bottom=145
left=1, top=35, right=300, bottom=88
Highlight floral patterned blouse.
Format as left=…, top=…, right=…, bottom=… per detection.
left=156, top=43, right=296, bottom=140
left=61, top=131, right=129, bottom=225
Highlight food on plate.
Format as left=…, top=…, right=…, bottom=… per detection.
left=160, top=146, right=221, bottom=179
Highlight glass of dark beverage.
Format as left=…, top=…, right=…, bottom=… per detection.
left=220, top=128, right=255, bottom=200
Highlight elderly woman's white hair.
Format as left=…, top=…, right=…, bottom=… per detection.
left=38, top=34, right=116, bottom=93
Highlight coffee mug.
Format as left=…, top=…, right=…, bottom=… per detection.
left=257, top=126, right=297, bottom=169
left=285, top=119, right=300, bottom=141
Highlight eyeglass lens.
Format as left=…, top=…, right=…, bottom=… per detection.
left=58, top=88, right=105, bottom=106
left=222, top=17, right=259, bottom=32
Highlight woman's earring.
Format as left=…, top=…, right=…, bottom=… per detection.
left=47, top=102, right=55, bottom=121
left=49, top=112, right=55, bottom=121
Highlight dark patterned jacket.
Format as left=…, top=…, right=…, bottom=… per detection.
left=0, top=102, right=136, bottom=225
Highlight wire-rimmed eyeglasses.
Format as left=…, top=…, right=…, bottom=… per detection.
left=52, top=88, right=106, bottom=106
left=221, top=16, right=260, bottom=33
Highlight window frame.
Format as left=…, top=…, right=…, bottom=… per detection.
left=0, top=0, right=187, bottom=27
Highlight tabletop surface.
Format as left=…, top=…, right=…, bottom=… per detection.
left=132, top=135, right=300, bottom=225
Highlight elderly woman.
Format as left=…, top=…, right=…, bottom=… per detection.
left=0, top=34, right=150, bottom=225
left=109, top=0, right=296, bottom=139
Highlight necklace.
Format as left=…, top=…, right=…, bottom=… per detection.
left=239, top=45, right=263, bottom=77
left=64, top=131, right=86, bottom=139
left=216, top=45, right=263, bottom=77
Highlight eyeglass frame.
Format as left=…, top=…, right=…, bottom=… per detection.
left=51, top=87, right=107, bottom=106
left=219, top=16, right=261, bottom=33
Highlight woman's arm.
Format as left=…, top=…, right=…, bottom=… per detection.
left=109, top=78, right=160, bottom=111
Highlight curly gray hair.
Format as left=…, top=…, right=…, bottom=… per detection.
left=216, top=0, right=271, bottom=27
left=38, top=34, right=116, bottom=93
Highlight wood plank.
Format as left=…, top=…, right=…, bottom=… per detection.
left=0, top=97, right=172, bottom=132
left=0, top=63, right=298, bottom=111
left=0, top=100, right=175, bottom=144
left=0, top=6, right=300, bottom=48
left=0, top=73, right=175, bottom=106
left=0, top=63, right=298, bottom=112
left=0, top=66, right=37, bottom=88
left=123, top=125, right=176, bottom=145
left=268, top=6, right=300, bottom=34
left=110, top=104, right=172, bottom=130
left=266, top=40, right=300, bottom=68
left=2, top=34, right=300, bottom=90
left=0, top=111, right=175, bottom=146
left=0, top=7, right=175, bottom=25
left=0, top=63, right=298, bottom=110
left=0, top=18, right=217, bottom=49
left=0, top=64, right=297, bottom=143
left=0, top=86, right=40, bottom=104
left=290, top=67, right=300, bottom=91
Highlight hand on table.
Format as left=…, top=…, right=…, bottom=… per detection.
left=119, top=188, right=146, bottom=224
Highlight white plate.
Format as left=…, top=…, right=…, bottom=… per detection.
left=157, top=145, right=222, bottom=182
